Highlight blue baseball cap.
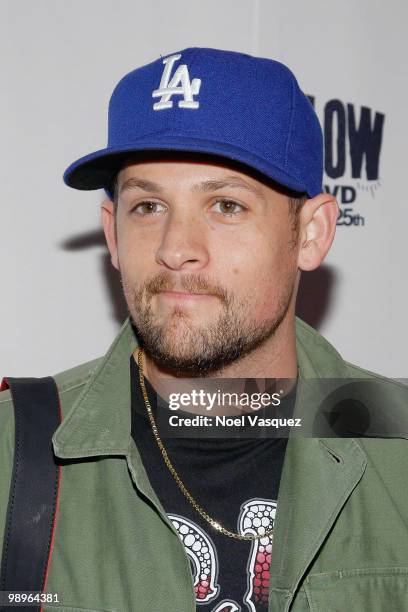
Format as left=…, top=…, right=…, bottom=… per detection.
left=63, top=47, right=323, bottom=198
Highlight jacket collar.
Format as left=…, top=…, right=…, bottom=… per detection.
left=52, top=315, right=407, bottom=459
left=53, top=317, right=138, bottom=458
left=52, top=316, right=341, bottom=458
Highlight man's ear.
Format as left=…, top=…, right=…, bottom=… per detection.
left=297, top=194, right=339, bottom=271
left=101, top=200, right=119, bottom=271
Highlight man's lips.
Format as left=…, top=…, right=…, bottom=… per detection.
left=157, top=290, right=216, bottom=300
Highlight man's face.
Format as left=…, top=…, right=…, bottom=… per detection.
left=110, top=158, right=300, bottom=376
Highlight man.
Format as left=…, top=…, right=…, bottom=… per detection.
left=1, top=48, right=408, bottom=612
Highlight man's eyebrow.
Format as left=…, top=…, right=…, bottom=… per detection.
left=119, top=178, right=162, bottom=195
left=191, top=176, right=264, bottom=197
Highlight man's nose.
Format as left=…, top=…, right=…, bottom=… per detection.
left=155, top=210, right=210, bottom=271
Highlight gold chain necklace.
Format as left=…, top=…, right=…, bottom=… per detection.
left=137, top=347, right=274, bottom=541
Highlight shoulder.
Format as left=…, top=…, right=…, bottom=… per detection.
left=344, top=359, right=408, bottom=391
left=295, top=317, right=407, bottom=393
left=53, top=356, right=103, bottom=393
left=0, top=355, right=104, bottom=437
left=53, top=356, right=103, bottom=417
left=295, top=317, right=344, bottom=359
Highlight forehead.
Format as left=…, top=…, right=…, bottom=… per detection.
left=115, top=154, right=289, bottom=200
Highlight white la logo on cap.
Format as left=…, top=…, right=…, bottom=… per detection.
left=152, top=53, right=201, bottom=111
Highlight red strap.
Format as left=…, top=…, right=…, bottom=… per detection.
left=0, top=377, right=10, bottom=391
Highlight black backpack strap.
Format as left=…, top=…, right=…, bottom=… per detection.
left=0, top=376, right=62, bottom=610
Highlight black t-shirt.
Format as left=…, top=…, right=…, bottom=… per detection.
left=130, top=356, right=295, bottom=611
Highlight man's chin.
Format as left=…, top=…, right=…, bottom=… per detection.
left=142, top=344, right=214, bottom=376
left=150, top=338, right=203, bottom=366
left=132, top=321, right=205, bottom=365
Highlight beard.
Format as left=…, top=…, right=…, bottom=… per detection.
left=121, top=270, right=295, bottom=377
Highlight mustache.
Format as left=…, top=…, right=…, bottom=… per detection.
left=143, top=272, right=229, bottom=302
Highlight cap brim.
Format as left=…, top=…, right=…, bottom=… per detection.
left=63, top=136, right=314, bottom=196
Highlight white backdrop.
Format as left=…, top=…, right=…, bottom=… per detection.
left=1, top=0, right=406, bottom=377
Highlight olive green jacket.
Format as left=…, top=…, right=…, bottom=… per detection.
left=1, top=317, right=408, bottom=612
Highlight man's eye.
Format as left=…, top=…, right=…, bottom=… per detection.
left=212, top=199, right=245, bottom=215
left=131, top=201, right=166, bottom=214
